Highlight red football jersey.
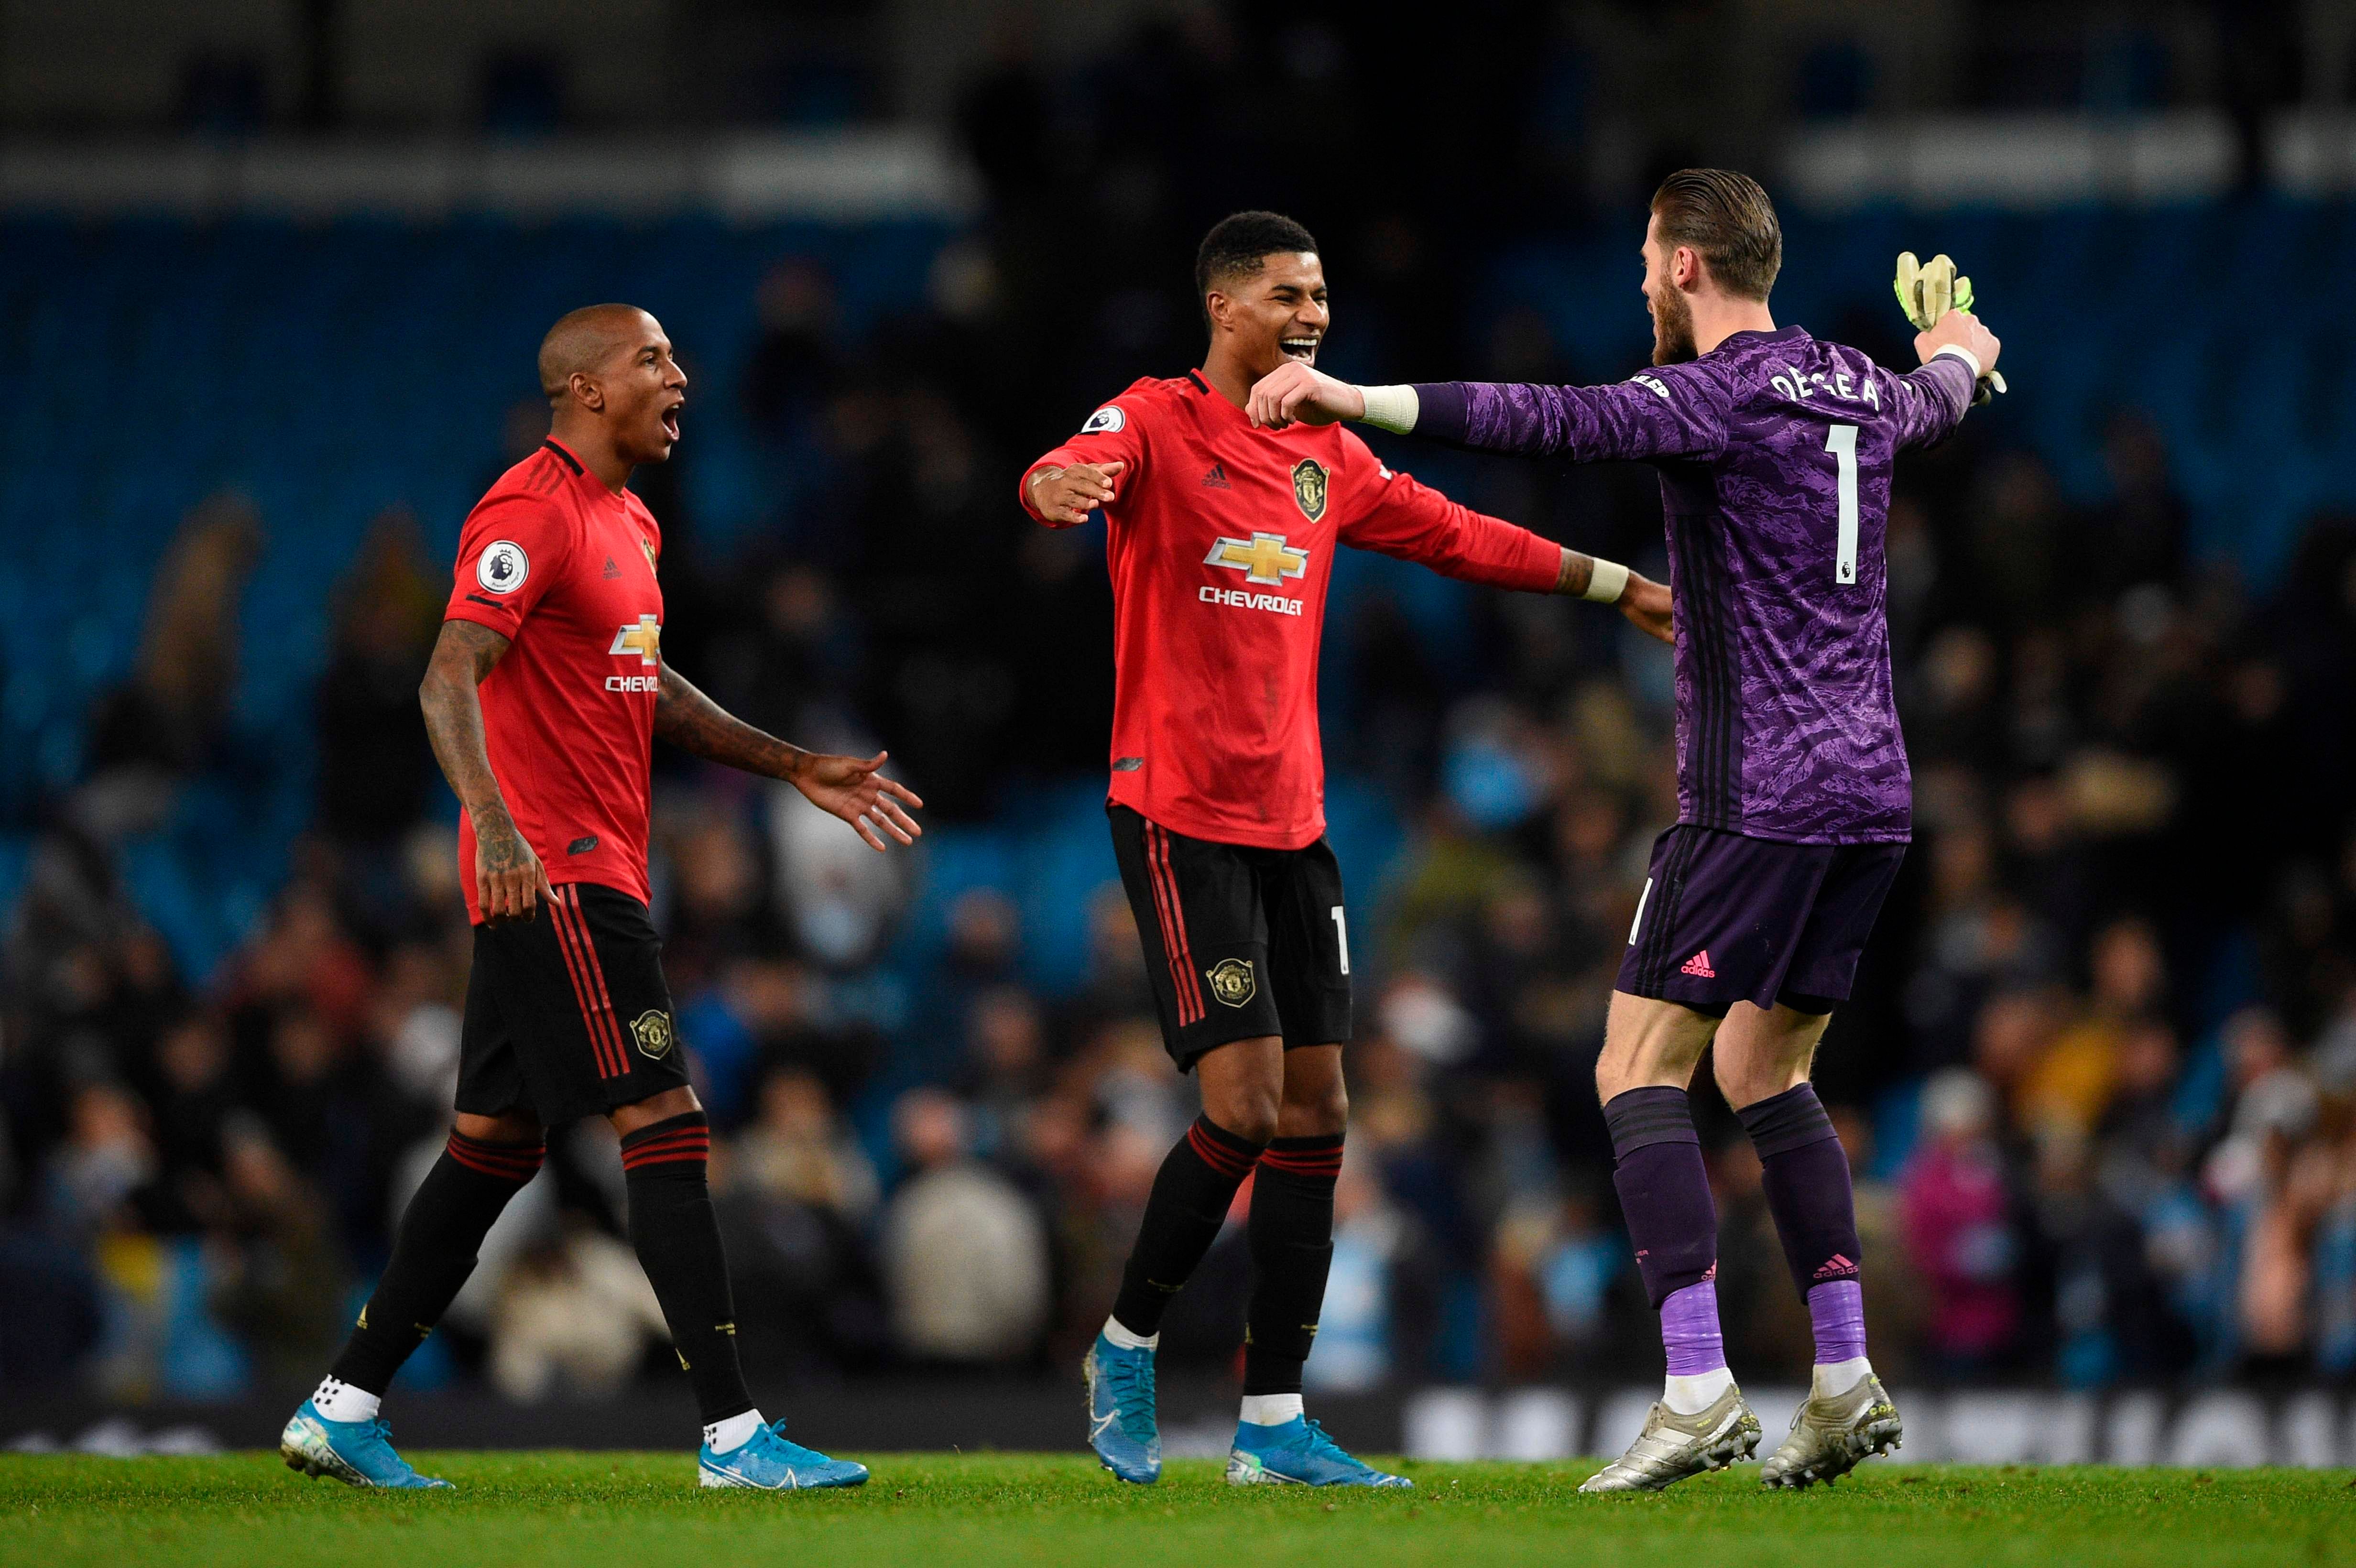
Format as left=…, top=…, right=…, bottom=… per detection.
left=1021, top=372, right=1562, bottom=850
left=443, top=437, right=665, bottom=922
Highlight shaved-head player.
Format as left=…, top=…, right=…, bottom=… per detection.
left=280, top=304, right=921, bottom=1491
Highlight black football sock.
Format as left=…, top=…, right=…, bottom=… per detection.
left=1242, top=1133, right=1343, bottom=1397
left=619, top=1111, right=754, bottom=1427
left=1736, top=1083, right=1866, bottom=1304
left=328, top=1129, right=544, bottom=1395
left=1603, top=1087, right=1719, bottom=1309
left=1110, top=1114, right=1266, bottom=1339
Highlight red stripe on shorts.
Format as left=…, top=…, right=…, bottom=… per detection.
left=549, top=887, right=629, bottom=1078
left=1147, top=824, right=1205, bottom=1025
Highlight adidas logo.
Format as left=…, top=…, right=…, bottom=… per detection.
left=1201, top=463, right=1231, bottom=489
left=603, top=554, right=622, bottom=578
left=1680, top=949, right=1717, bottom=978
left=1814, top=1253, right=1858, bottom=1280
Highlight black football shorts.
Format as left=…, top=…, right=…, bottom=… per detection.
left=456, top=881, right=691, bottom=1125
left=1108, top=803, right=1353, bottom=1071
left=1617, top=824, right=1906, bottom=1016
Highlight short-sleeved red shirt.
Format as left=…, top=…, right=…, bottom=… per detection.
left=443, top=437, right=664, bottom=923
left=1020, top=372, right=1562, bottom=850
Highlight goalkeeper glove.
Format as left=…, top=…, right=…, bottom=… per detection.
left=1894, top=251, right=2004, bottom=404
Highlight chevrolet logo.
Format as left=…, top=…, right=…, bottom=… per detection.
left=1204, top=532, right=1310, bottom=587
left=609, top=614, right=662, bottom=665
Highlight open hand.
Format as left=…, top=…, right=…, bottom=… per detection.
left=1247, top=361, right=1364, bottom=429
left=1620, top=571, right=1673, bottom=644
left=1028, top=461, right=1125, bottom=525
left=793, top=750, right=925, bottom=851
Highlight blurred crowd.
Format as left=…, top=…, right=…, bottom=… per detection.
left=5, top=13, right=2356, bottom=1405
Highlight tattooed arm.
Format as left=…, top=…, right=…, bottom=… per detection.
left=654, top=663, right=924, bottom=852
left=420, top=618, right=555, bottom=923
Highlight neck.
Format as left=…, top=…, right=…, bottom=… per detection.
left=548, top=419, right=632, bottom=493
left=1691, top=294, right=1777, bottom=358
left=1197, top=343, right=1265, bottom=410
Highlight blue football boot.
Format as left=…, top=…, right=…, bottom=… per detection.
left=280, top=1400, right=453, bottom=1489
left=1082, top=1331, right=1161, bottom=1483
left=1225, top=1416, right=1412, bottom=1487
left=697, top=1419, right=869, bottom=1490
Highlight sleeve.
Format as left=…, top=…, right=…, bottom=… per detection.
left=1875, top=355, right=1976, bottom=452
left=1406, top=364, right=1731, bottom=463
left=1017, top=391, right=1152, bottom=527
left=1334, top=435, right=1561, bottom=593
left=445, top=494, right=572, bottom=640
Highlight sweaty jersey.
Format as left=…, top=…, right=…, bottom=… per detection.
left=1021, top=370, right=1562, bottom=850
left=1409, top=329, right=1977, bottom=843
left=443, top=437, right=665, bottom=922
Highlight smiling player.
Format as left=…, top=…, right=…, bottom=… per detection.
left=1249, top=170, right=2002, bottom=1492
left=1025, top=212, right=1669, bottom=1488
left=279, top=304, right=921, bottom=1492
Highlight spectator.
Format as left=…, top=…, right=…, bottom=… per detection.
left=1901, top=1068, right=2021, bottom=1376
left=880, top=1089, right=1049, bottom=1364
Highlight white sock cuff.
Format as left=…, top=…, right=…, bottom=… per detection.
left=1239, top=1393, right=1305, bottom=1426
left=1813, top=1356, right=1872, bottom=1397
left=310, top=1376, right=380, bottom=1423
left=1662, top=1367, right=1734, bottom=1416
left=704, top=1408, right=765, bottom=1454
left=1101, top=1316, right=1158, bottom=1351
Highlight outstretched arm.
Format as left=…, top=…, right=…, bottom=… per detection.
left=1248, top=361, right=1728, bottom=463
left=420, top=619, right=555, bottom=924
left=654, top=663, right=923, bottom=851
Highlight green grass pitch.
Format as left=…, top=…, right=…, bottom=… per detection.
left=1, top=1452, right=2350, bottom=1568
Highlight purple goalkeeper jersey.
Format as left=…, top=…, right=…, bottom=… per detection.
left=1412, top=327, right=1976, bottom=843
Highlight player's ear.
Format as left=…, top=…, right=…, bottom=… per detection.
left=569, top=370, right=604, bottom=413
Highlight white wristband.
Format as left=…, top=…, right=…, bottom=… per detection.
left=1932, top=344, right=1983, bottom=380
left=1356, top=384, right=1419, bottom=434
left=1582, top=557, right=1630, bottom=604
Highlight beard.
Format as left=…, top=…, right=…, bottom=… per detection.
left=1651, top=285, right=1698, bottom=365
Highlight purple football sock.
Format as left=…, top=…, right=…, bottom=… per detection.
left=1661, top=1278, right=1728, bottom=1374
left=1736, top=1084, right=1865, bottom=1318
left=1807, top=1278, right=1867, bottom=1365
left=1603, top=1084, right=1725, bottom=1385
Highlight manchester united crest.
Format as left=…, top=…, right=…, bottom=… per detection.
left=1206, top=957, right=1257, bottom=1008
left=1290, top=458, right=1328, bottom=523
left=631, top=1009, right=676, bottom=1059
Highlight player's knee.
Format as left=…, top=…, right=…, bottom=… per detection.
left=1285, top=1078, right=1347, bottom=1137
left=1202, top=1082, right=1281, bottom=1146
left=1712, top=1045, right=1806, bottom=1109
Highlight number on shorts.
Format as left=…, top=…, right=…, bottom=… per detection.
left=1331, top=905, right=1350, bottom=975
left=1825, top=422, right=1859, bottom=584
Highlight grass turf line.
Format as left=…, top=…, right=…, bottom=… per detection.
left=0, top=1453, right=2350, bottom=1568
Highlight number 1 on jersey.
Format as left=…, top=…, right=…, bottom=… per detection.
left=1331, top=905, right=1350, bottom=976
left=1826, top=423, right=1859, bottom=584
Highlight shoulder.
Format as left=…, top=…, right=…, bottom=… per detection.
left=624, top=491, right=662, bottom=550
left=1331, top=424, right=1391, bottom=481
left=1073, top=375, right=1193, bottom=436
left=462, top=457, right=578, bottom=565
left=1632, top=356, right=1736, bottom=410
